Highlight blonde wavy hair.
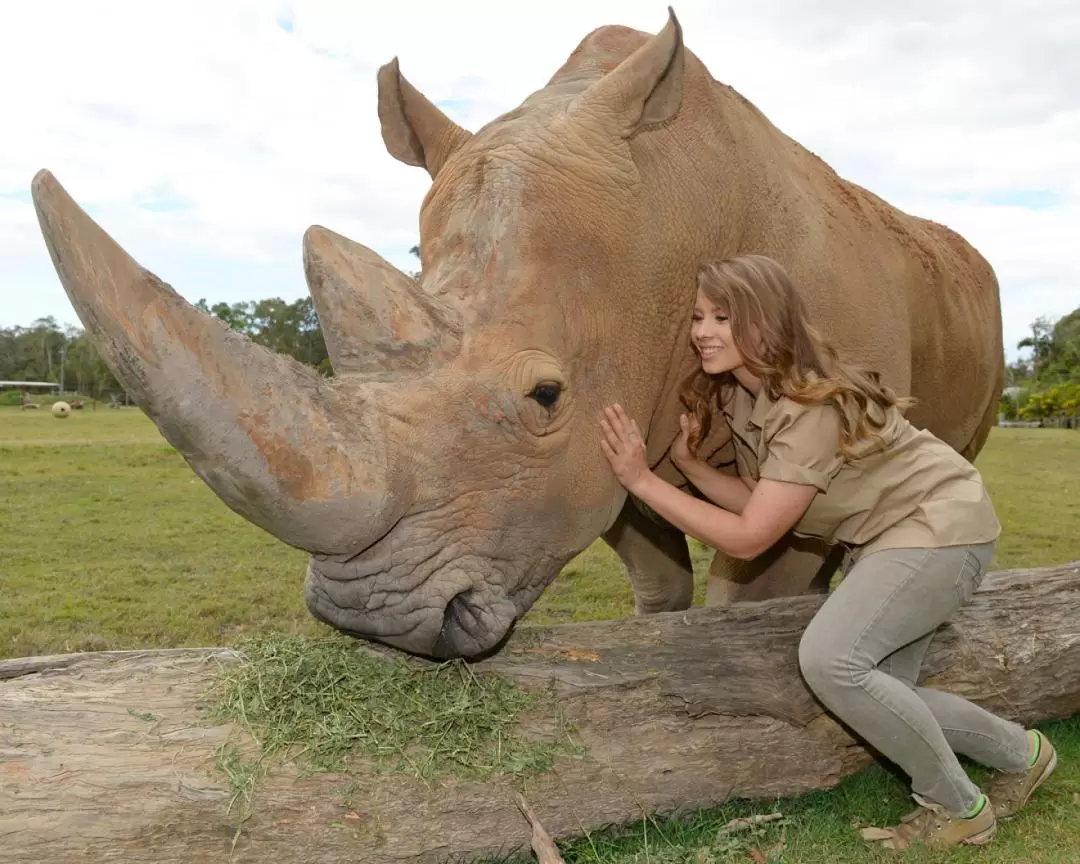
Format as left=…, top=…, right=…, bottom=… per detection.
left=679, top=254, right=915, bottom=458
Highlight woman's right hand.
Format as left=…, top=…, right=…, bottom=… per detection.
left=671, top=413, right=701, bottom=469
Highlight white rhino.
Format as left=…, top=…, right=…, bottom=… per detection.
left=31, top=9, right=1002, bottom=659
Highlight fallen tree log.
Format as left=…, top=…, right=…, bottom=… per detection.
left=2, top=561, right=1078, bottom=864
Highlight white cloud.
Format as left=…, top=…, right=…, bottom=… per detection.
left=1, top=0, right=1077, bottom=361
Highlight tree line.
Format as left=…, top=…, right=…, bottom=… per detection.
left=0, top=295, right=330, bottom=404
left=193, top=296, right=330, bottom=374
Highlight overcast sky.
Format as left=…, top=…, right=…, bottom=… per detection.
left=2, top=0, right=1077, bottom=360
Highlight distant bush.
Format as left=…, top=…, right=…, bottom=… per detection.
left=998, top=392, right=1020, bottom=421
left=1017, top=382, right=1080, bottom=425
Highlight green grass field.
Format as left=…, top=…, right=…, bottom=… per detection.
left=2, top=406, right=1078, bottom=862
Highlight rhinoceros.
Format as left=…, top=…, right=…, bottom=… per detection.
left=31, top=8, right=1003, bottom=660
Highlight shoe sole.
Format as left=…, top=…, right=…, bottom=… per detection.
left=962, top=821, right=998, bottom=846
left=997, top=744, right=1059, bottom=821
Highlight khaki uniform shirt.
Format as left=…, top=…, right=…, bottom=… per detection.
left=719, top=383, right=1001, bottom=561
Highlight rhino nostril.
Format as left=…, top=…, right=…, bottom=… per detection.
left=442, top=590, right=481, bottom=634
left=431, top=585, right=518, bottom=660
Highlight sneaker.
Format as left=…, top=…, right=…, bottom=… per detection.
left=860, top=793, right=997, bottom=851
left=985, top=729, right=1058, bottom=820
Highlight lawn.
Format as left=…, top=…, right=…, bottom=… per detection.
left=2, top=405, right=1078, bottom=862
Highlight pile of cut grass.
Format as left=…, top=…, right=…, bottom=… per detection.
left=208, top=632, right=578, bottom=786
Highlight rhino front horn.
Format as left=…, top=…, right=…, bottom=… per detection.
left=30, top=169, right=409, bottom=555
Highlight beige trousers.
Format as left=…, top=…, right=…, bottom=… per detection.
left=798, top=541, right=1030, bottom=813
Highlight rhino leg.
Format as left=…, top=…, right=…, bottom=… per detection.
left=706, top=533, right=844, bottom=605
left=603, top=499, right=694, bottom=614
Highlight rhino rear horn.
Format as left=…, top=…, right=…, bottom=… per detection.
left=303, top=226, right=461, bottom=378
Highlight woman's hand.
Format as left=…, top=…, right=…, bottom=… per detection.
left=671, top=412, right=701, bottom=468
left=599, top=404, right=652, bottom=494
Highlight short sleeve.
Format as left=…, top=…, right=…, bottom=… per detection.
left=758, top=400, right=844, bottom=492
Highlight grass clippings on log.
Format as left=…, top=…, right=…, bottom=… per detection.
left=206, top=632, right=582, bottom=828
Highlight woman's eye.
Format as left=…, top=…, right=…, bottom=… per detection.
left=528, top=382, right=562, bottom=409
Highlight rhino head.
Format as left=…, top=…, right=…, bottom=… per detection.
left=32, top=10, right=712, bottom=659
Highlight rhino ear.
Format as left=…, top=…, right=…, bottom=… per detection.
left=571, top=7, right=685, bottom=136
left=377, top=57, right=473, bottom=178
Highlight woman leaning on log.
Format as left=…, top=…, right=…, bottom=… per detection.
left=598, top=254, right=1058, bottom=852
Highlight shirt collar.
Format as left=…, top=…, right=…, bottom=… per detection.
left=721, top=381, right=774, bottom=429
left=748, top=386, right=774, bottom=429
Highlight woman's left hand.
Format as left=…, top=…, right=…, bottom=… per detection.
left=600, top=404, right=652, bottom=494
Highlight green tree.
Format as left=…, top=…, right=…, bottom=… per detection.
left=0, top=318, right=65, bottom=382
left=1049, top=309, right=1080, bottom=379
left=0, top=319, right=121, bottom=400
left=194, top=295, right=330, bottom=373
left=1017, top=316, right=1056, bottom=377
left=1010, top=306, right=1080, bottom=392
left=1011, top=304, right=1080, bottom=426
left=64, top=332, right=120, bottom=398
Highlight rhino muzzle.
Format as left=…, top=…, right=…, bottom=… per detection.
left=304, top=550, right=526, bottom=659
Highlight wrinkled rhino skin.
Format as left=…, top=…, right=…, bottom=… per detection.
left=30, top=8, right=1002, bottom=659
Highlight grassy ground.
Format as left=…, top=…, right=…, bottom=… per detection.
left=493, top=722, right=1080, bottom=864
left=1, top=408, right=318, bottom=657
left=2, top=406, right=1078, bottom=861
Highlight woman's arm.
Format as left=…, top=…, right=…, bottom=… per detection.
left=630, top=472, right=817, bottom=560
left=601, top=404, right=817, bottom=561
left=674, top=457, right=755, bottom=514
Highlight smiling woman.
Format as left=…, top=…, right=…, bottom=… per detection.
left=599, top=253, right=1057, bottom=852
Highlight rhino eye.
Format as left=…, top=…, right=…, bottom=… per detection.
left=528, top=382, right=562, bottom=409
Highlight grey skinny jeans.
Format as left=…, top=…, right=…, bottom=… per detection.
left=798, top=542, right=1031, bottom=814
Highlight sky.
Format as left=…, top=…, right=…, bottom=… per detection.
left=1, top=0, right=1077, bottom=362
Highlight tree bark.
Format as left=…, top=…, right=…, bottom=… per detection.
left=2, top=561, right=1078, bottom=864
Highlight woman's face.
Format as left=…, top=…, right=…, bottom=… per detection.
left=691, top=286, right=744, bottom=375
